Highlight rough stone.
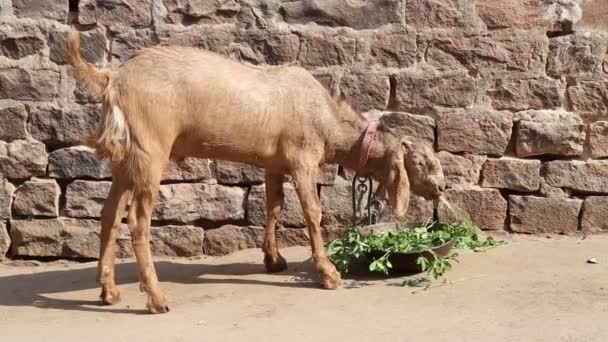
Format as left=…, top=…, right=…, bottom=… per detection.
left=0, top=0, right=11, bottom=18
left=0, top=100, right=28, bottom=141
left=437, top=109, right=513, bottom=156
left=567, top=81, right=608, bottom=119
left=0, top=221, right=9, bottom=260
left=0, top=178, right=15, bottom=219
left=48, top=146, right=111, bottom=179
left=13, top=0, right=68, bottom=21
left=29, top=104, right=101, bottom=149
left=575, top=0, right=608, bottom=32
left=476, top=0, right=546, bottom=29
left=215, top=161, right=264, bottom=184
left=339, top=73, right=390, bottom=112
left=10, top=218, right=96, bottom=257
left=0, top=140, right=48, bottom=179
left=589, top=121, right=608, bottom=158
left=514, top=110, right=585, bottom=157
left=378, top=111, right=435, bottom=143
left=404, top=0, right=482, bottom=32
left=547, top=33, right=607, bottom=78
left=320, top=176, right=358, bottom=226
left=393, top=70, right=476, bottom=113
left=280, top=0, right=403, bottom=30
left=0, top=21, right=46, bottom=59
left=398, top=194, right=435, bottom=224
left=116, top=225, right=207, bottom=258
left=203, top=225, right=262, bottom=256
left=65, top=180, right=111, bottom=218
left=368, top=28, right=416, bottom=68
left=581, top=196, right=608, bottom=233
left=148, top=225, right=205, bottom=257
left=539, top=178, right=568, bottom=198
left=203, top=225, right=308, bottom=256
left=110, top=28, right=158, bottom=62
left=438, top=151, right=486, bottom=188
left=298, top=32, right=357, bottom=68
left=79, top=0, right=152, bottom=27
left=154, top=183, right=246, bottom=223
left=437, top=187, right=507, bottom=231
left=318, top=164, right=338, bottom=185
left=12, top=178, right=60, bottom=217
left=489, top=77, right=561, bottom=111
left=235, top=32, right=300, bottom=65
left=156, top=26, right=234, bottom=56
left=481, top=158, right=540, bottom=192
left=163, top=158, right=213, bottom=181
left=163, top=0, right=240, bottom=25
left=425, top=30, right=548, bottom=74
left=48, top=26, right=107, bottom=65
left=0, top=67, right=60, bottom=101
left=508, top=196, right=582, bottom=234
left=275, top=227, right=310, bottom=248
left=9, top=218, right=204, bottom=258
left=543, top=160, right=608, bottom=194
left=246, top=184, right=306, bottom=228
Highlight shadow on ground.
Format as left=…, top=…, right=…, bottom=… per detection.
left=0, top=253, right=426, bottom=315
left=0, top=260, right=324, bottom=315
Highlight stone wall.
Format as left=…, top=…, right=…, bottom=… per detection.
left=0, top=0, right=607, bottom=261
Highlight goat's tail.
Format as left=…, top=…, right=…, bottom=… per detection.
left=67, top=31, right=110, bottom=99
left=67, top=31, right=130, bottom=164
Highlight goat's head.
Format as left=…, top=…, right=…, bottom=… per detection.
left=371, top=136, right=445, bottom=217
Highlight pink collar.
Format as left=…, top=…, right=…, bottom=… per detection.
left=358, top=121, right=379, bottom=170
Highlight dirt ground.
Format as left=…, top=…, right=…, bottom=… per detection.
left=1, top=234, right=607, bottom=342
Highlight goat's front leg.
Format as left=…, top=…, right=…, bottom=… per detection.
left=291, top=167, right=341, bottom=289
left=263, top=172, right=287, bottom=272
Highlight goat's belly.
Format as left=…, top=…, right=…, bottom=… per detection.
left=170, top=134, right=282, bottom=168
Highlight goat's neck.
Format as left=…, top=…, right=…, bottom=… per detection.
left=326, top=119, right=386, bottom=172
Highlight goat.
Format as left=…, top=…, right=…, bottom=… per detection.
left=66, top=31, right=446, bottom=314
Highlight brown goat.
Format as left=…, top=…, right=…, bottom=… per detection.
left=66, top=31, right=446, bottom=314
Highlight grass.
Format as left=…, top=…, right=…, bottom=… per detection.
left=325, top=200, right=504, bottom=281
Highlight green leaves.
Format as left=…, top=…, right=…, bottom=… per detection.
left=444, top=219, right=505, bottom=252
left=325, top=219, right=504, bottom=280
left=368, top=252, right=392, bottom=274
left=416, top=255, right=430, bottom=271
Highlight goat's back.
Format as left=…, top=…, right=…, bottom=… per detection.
left=110, top=45, right=338, bottom=165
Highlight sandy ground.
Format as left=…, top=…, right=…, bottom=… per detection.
left=1, top=234, right=607, bottom=342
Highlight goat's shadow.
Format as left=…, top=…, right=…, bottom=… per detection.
left=0, top=258, right=324, bottom=315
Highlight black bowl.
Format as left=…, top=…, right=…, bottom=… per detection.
left=346, top=222, right=455, bottom=276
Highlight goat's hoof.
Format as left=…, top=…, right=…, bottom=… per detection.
left=264, top=254, right=287, bottom=273
left=320, top=270, right=342, bottom=290
left=146, top=295, right=170, bottom=314
left=100, top=287, right=121, bottom=305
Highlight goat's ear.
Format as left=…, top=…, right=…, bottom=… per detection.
left=400, top=136, right=415, bottom=153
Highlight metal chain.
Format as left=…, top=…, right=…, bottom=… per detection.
left=351, top=174, right=384, bottom=226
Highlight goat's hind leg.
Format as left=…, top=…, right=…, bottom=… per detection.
left=263, top=172, right=287, bottom=273
left=97, top=172, right=131, bottom=305
left=127, top=158, right=169, bottom=314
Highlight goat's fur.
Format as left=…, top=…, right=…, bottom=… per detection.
left=67, top=31, right=445, bottom=314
